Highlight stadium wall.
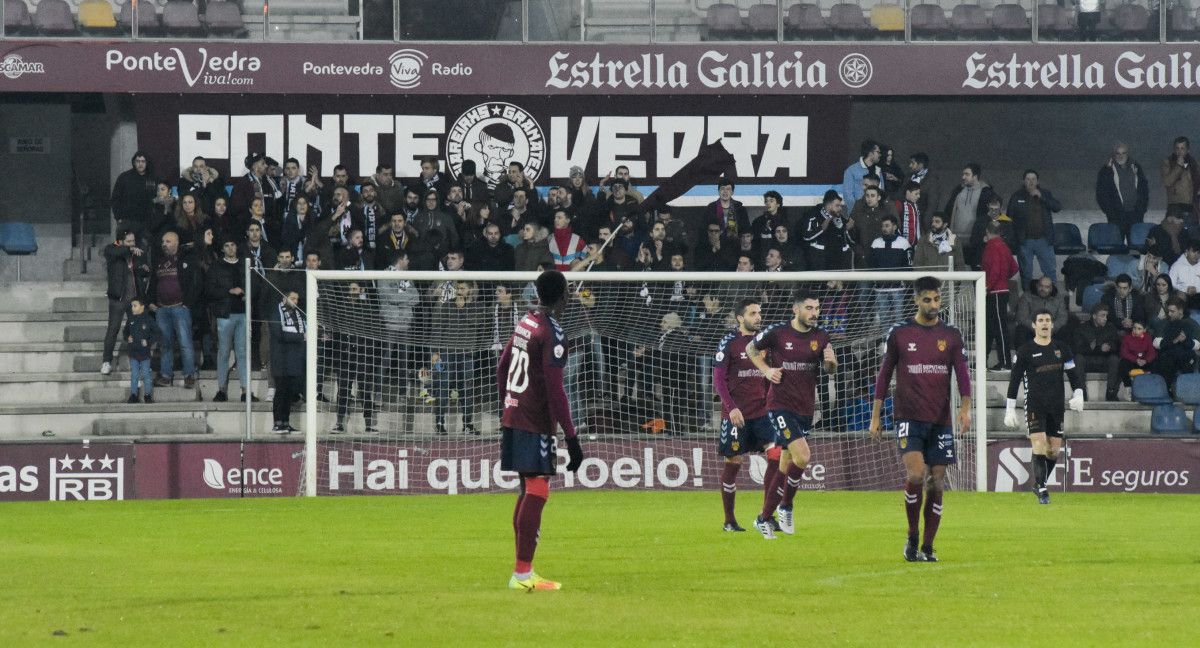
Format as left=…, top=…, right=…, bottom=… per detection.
left=1, top=439, right=1196, bottom=501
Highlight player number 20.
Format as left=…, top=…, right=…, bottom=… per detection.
left=506, top=348, right=530, bottom=394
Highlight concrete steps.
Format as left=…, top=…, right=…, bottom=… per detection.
left=0, top=372, right=268, bottom=404
left=0, top=281, right=105, bottom=313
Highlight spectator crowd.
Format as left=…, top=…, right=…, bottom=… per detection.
left=99, top=133, right=1200, bottom=432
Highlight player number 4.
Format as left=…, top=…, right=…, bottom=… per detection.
left=506, top=348, right=530, bottom=394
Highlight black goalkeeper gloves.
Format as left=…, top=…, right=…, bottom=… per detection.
left=565, top=436, right=584, bottom=472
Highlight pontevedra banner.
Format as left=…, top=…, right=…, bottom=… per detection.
left=133, top=94, right=849, bottom=185
left=6, top=40, right=1200, bottom=96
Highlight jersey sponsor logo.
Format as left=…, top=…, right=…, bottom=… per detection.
left=780, top=361, right=816, bottom=371
left=736, top=369, right=764, bottom=378
left=905, top=363, right=950, bottom=375
left=937, top=339, right=947, bottom=352
left=810, top=340, right=819, bottom=351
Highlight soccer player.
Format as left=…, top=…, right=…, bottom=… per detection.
left=870, top=276, right=971, bottom=563
left=1004, top=309, right=1085, bottom=504
left=713, top=298, right=782, bottom=532
left=497, top=270, right=585, bottom=591
left=746, top=288, right=836, bottom=540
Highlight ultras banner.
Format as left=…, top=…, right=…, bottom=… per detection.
left=6, top=40, right=1200, bottom=96
left=132, top=94, right=849, bottom=185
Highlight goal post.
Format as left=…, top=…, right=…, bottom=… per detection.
left=298, top=270, right=986, bottom=497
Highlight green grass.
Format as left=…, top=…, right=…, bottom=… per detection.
left=1, top=491, right=1198, bottom=646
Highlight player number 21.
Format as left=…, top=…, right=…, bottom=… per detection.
left=897, top=422, right=909, bottom=438
left=506, top=348, right=531, bottom=394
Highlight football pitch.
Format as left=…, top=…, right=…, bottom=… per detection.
left=1, top=491, right=1197, bottom=646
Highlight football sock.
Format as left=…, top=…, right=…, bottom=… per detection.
left=904, top=480, right=923, bottom=537
left=779, top=462, right=805, bottom=509
left=921, top=488, right=943, bottom=551
left=1044, top=454, right=1058, bottom=485
left=513, top=478, right=525, bottom=552
left=762, top=452, right=780, bottom=502
left=721, top=462, right=740, bottom=525
left=1033, top=454, right=1048, bottom=490
left=760, top=467, right=786, bottom=521
left=514, top=477, right=549, bottom=575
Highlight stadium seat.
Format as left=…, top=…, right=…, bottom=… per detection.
left=1132, top=373, right=1174, bottom=405
left=911, top=3, right=950, bottom=38
left=746, top=4, right=780, bottom=37
left=1151, top=404, right=1190, bottom=435
left=991, top=3, right=1031, bottom=38
left=1080, top=282, right=1105, bottom=313
left=118, top=0, right=161, bottom=32
left=163, top=0, right=203, bottom=33
left=704, top=4, right=745, bottom=40
left=1111, top=2, right=1151, bottom=38
left=0, top=222, right=38, bottom=281
left=79, top=0, right=118, bottom=29
left=785, top=3, right=827, bottom=39
left=949, top=4, right=991, bottom=38
left=5, top=0, right=34, bottom=34
left=1037, top=4, right=1074, bottom=40
left=204, top=1, right=247, bottom=36
left=1106, top=253, right=1135, bottom=279
left=1170, top=6, right=1198, bottom=39
left=1175, top=374, right=1200, bottom=405
left=1192, top=406, right=1200, bottom=433
left=870, top=4, right=905, bottom=35
left=1053, top=223, right=1086, bottom=255
left=1088, top=223, right=1128, bottom=255
left=828, top=3, right=873, bottom=38
left=33, top=0, right=77, bottom=34
left=1128, top=222, right=1153, bottom=252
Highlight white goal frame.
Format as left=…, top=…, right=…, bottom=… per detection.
left=303, top=270, right=987, bottom=496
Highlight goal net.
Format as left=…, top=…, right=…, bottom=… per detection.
left=291, top=271, right=985, bottom=497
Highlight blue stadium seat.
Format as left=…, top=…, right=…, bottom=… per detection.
left=1129, top=222, right=1153, bottom=252
left=1193, top=406, right=1200, bottom=433
left=1151, top=404, right=1190, bottom=435
left=0, top=222, right=38, bottom=255
left=1053, top=223, right=1086, bottom=255
left=1132, top=373, right=1173, bottom=405
left=1080, top=283, right=1105, bottom=313
left=0, top=222, right=38, bottom=282
left=1176, top=374, right=1200, bottom=405
left=1106, top=254, right=1135, bottom=279
left=1088, top=223, right=1128, bottom=254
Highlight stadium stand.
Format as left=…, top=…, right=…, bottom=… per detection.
left=828, top=3, right=873, bottom=39
left=1089, top=223, right=1128, bottom=255
left=950, top=3, right=992, bottom=39
left=1133, top=374, right=1173, bottom=405
left=1053, top=223, right=1087, bottom=256
left=1174, top=374, right=1200, bottom=406
left=33, top=0, right=77, bottom=35
left=991, top=3, right=1030, bottom=39
left=785, top=2, right=827, bottom=39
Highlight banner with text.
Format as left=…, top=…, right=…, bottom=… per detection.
left=988, top=438, right=1200, bottom=494
left=132, top=94, right=848, bottom=185
left=5, top=41, right=1200, bottom=96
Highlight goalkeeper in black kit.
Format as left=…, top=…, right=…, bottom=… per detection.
left=1004, top=309, right=1084, bottom=504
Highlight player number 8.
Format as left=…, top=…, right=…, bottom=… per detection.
left=776, top=415, right=788, bottom=432
left=506, top=348, right=530, bottom=394
left=897, top=421, right=909, bottom=438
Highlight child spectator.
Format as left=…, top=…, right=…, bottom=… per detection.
left=1119, top=320, right=1158, bottom=391
left=124, top=298, right=160, bottom=403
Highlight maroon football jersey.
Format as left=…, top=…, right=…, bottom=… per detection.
left=751, top=321, right=830, bottom=417
left=500, top=309, right=568, bottom=435
left=714, top=331, right=769, bottom=419
left=874, top=319, right=971, bottom=426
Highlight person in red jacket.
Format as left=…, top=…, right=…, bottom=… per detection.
left=982, top=222, right=1020, bottom=369
left=1119, top=320, right=1159, bottom=393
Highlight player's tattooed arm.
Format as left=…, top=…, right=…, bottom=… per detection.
left=745, top=341, right=782, bottom=384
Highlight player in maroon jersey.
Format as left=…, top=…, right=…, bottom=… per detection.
left=745, top=287, right=837, bottom=540
left=497, top=270, right=584, bottom=591
left=713, top=298, right=782, bottom=532
left=870, top=276, right=972, bottom=563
